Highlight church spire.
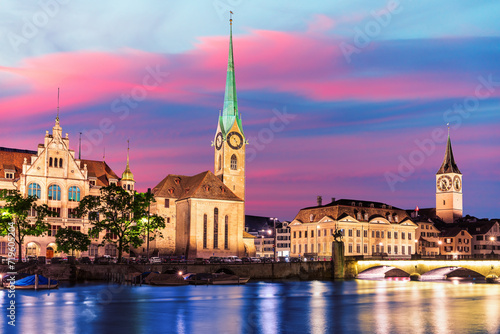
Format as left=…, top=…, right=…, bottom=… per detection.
left=122, top=140, right=134, bottom=182
left=437, top=126, right=461, bottom=174
left=222, top=11, right=238, bottom=118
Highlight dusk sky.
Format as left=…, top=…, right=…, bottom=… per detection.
left=1, top=1, right=499, bottom=220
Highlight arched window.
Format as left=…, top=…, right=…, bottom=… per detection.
left=213, top=208, right=219, bottom=249
left=89, top=244, right=99, bottom=257
left=218, top=155, right=222, bottom=171
left=48, top=184, right=61, bottom=201
left=230, top=155, right=237, bottom=170
left=203, top=214, right=208, bottom=249
left=28, top=183, right=41, bottom=198
left=59, top=158, right=63, bottom=168
left=224, top=215, right=229, bottom=249
left=68, top=186, right=80, bottom=202
left=49, top=157, right=53, bottom=167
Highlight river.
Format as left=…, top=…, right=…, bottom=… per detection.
left=1, top=279, right=499, bottom=333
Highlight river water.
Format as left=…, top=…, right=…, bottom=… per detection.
left=1, top=279, right=499, bottom=334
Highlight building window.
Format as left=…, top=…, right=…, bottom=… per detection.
left=372, top=231, right=375, bottom=238
left=218, top=155, right=221, bottom=171
left=402, top=232, right=406, bottom=240
left=230, top=155, right=237, bottom=170
left=49, top=157, right=53, bottom=167
left=28, top=183, right=41, bottom=198
left=381, top=231, right=384, bottom=238
left=89, top=244, right=98, bottom=257
left=299, top=245, right=302, bottom=254
left=59, top=158, right=63, bottom=168
left=299, top=231, right=302, bottom=238
left=224, top=215, right=229, bottom=250
left=356, top=230, right=360, bottom=237
left=293, top=245, right=296, bottom=254
left=105, top=229, right=118, bottom=240
left=0, top=242, right=6, bottom=254
left=293, top=231, right=296, bottom=238
left=203, top=214, right=208, bottom=249
left=388, top=245, right=392, bottom=254
left=348, top=244, right=353, bottom=253
left=68, top=208, right=78, bottom=219
left=49, top=207, right=61, bottom=217
left=376, top=231, right=380, bottom=238
left=305, top=231, right=308, bottom=238
left=213, top=208, right=219, bottom=249
left=394, top=232, right=398, bottom=239
left=89, top=180, right=96, bottom=186
left=49, top=225, right=61, bottom=236
left=364, top=230, right=368, bottom=238
left=165, top=199, right=170, bottom=208
left=388, top=231, right=392, bottom=239
left=5, top=172, right=14, bottom=179
left=311, top=230, right=314, bottom=238
left=364, top=244, right=368, bottom=254
left=408, top=233, right=412, bottom=240
left=402, top=246, right=406, bottom=255
left=408, top=246, right=412, bottom=254
left=68, top=186, right=81, bottom=202
left=104, top=244, right=117, bottom=257
left=356, top=244, right=361, bottom=253
left=48, top=184, right=61, bottom=201
left=348, top=229, right=353, bottom=237
left=394, top=245, right=398, bottom=254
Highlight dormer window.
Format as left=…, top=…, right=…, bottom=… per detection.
left=175, top=178, right=181, bottom=185
left=358, top=202, right=362, bottom=207
left=351, top=202, right=355, bottom=206
left=370, top=203, right=374, bottom=208
left=204, top=185, right=210, bottom=191
left=5, top=172, right=14, bottom=179
left=309, top=214, right=315, bottom=222
left=89, top=180, right=96, bottom=186
left=382, top=204, right=386, bottom=209
left=168, top=188, right=174, bottom=195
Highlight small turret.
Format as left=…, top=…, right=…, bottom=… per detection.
left=121, top=140, right=135, bottom=192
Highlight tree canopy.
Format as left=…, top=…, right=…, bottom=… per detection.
left=0, top=190, right=52, bottom=262
left=76, top=184, right=165, bottom=262
left=55, top=227, right=91, bottom=256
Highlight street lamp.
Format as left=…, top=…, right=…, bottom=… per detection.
left=146, top=188, right=151, bottom=262
left=271, top=218, right=278, bottom=261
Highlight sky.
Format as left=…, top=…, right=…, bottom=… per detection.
left=1, top=0, right=499, bottom=220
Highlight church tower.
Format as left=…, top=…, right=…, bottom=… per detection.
left=436, top=130, right=463, bottom=223
left=121, top=140, right=135, bottom=193
left=214, top=15, right=245, bottom=200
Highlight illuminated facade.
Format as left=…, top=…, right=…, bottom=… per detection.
left=0, top=118, right=127, bottom=259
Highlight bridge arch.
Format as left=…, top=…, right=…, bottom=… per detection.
left=358, top=265, right=410, bottom=279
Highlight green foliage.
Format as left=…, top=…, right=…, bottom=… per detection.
left=55, top=227, right=91, bottom=255
left=0, top=190, right=52, bottom=262
left=76, top=184, right=165, bottom=261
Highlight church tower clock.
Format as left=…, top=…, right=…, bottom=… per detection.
left=436, top=130, right=463, bottom=223
left=214, top=15, right=245, bottom=200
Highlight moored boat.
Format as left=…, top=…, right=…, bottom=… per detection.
left=4, top=274, right=58, bottom=289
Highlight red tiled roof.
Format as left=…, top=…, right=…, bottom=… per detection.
left=0, top=147, right=36, bottom=180
left=153, top=170, right=242, bottom=201
left=80, top=160, right=120, bottom=187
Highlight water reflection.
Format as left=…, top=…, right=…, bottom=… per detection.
left=1, top=280, right=499, bottom=334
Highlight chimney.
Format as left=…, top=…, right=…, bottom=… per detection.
left=317, top=196, right=322, bottom=206
left=331, top=197, right=336, bottom=203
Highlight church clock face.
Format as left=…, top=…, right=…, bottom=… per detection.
left=215, top=132, right=223, bottom=150
left=453, top=175, right=462, bottom=191
left=227, top=131, right=243, bottom=150
left=437, top=175, right=452, bottom=192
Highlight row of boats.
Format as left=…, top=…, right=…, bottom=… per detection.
left=1, top=272, right=250, bottom=289
left=132, top=272, right=250, bottom=286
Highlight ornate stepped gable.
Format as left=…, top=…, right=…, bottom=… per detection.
left=152, top=170, right=242, bottom=201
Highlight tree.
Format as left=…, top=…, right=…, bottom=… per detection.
left=0, top=190, right=52, bottom=263
left=76, top=184, right=165, bottom=262
left=55, top=227, right=91, bottom=256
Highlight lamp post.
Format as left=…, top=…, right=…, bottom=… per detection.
left=146, top=188, right=151, bottom=262
left=271, top=218, right=278, bottom=261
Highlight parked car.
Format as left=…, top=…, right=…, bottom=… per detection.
left=250, top=257, right=261, bottom=263
left=150, top=257, right=162, bottom=264
left=49, top=257, right=63, bottom=264
left=79, top=256, right=92, bottom=264
left=95, top=257, right=110, bottom=265
left=27, top=255, right=38, bottom=264
left=194, top=258, right=210, bottom=265
left=226, top=256, right=242, bottom=264
left=209, top=256, right=222, bottom=263
left=289, top=257, right=301, bottom=263
left=241, top=257, right=251, bottom=264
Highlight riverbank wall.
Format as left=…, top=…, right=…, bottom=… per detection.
left=0, top=261, right=334, bottom=281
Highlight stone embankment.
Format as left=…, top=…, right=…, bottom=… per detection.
left=1, top=261, right=334, bottom=281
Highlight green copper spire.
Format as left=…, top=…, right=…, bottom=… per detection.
left=223, top=14, right=238, bottom=118
left=219, top=13, right=244, bottom=138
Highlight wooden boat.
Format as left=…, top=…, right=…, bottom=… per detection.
left=147, top=273, right=188, bottom=286
left=210, top=273, right=250, bottom=285
left=4, top=274, right=58, bottom=289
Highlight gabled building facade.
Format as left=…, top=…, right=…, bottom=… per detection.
left=0, top=118, right=124, bottom=259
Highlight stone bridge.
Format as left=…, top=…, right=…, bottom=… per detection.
left=348, top=258, right=500, bottom=279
